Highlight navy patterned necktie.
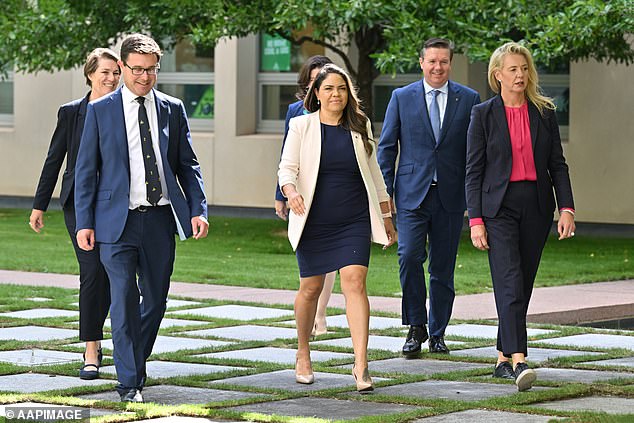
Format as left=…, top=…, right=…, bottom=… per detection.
left=136, top=96, right=162, bottom=206
left=429, top=89, right=441, bottom=144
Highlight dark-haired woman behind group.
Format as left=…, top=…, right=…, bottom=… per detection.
left=279, top=64, right=396, bottom=393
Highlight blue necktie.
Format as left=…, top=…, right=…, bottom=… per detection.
left=136, top=96, right=162, bottom=206
left=429, top=89, right=441, bottom=144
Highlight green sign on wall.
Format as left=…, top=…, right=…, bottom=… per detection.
left=260, top=33, right=291, bottom=71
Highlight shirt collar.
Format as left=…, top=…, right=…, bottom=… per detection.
left=122, top=85, right=154, bottom=105
left=423, top=79, right=449, bottom=96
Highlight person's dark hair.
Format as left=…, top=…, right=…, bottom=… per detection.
left=120, top=33, right=162, bottom=63
left=296, top=55, right=333, bottom=100
left=304, top=64, right=374, bottom=155
left=84, top=48, right=120, bottom=87
left=419, top=37, right=454, bottom=61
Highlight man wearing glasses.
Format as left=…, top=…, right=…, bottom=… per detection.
left=74, top=33, right=208, bottom=403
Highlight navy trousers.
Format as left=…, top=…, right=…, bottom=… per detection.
left=99, top=206, right=175, bottom=391
left=485, top=182, right=552, bottom=357
left=397, top=186, right=463, bottom=336
left=63, top=204, right=110, bottom=341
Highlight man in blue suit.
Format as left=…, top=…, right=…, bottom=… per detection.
left=75, top=34, right=208, bottom=402
left=378, top=38, right=480, bottom=356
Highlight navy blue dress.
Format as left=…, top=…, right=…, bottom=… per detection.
left=296, top=123, right=371, bottom=277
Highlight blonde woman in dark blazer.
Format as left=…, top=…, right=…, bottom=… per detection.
left=279, top=64, right=396, bottom=393
left=466, top=42, right=575, bottom=391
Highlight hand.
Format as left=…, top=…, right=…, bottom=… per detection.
left=287, top=191, right=306, bottom=216
left=557, top=212, right=575, bottom=240
left=274, top=200, right=289, bottom=221
left=470, top=224, right=489, bottom=250
left=383, top=217, right=397, bottom=249
left=29, top=209, right=45, bottom=233
left=77, top=229, right=95, bottom=251
left=191, top=216, right=209, bottom=239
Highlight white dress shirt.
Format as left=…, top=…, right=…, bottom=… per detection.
left=121, top=86, right=170, bottom=209
left=423, top=79, right=449, bottom=127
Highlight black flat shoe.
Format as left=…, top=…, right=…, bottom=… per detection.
left=428, top=335, right=450, bottom=354
left=514, top=362, right=537, bottom=391
left=79, top=363, right=99, bottom=380
left=492, top=361, right=515, bottom=379
left=402, top=325, right=428, bottom=358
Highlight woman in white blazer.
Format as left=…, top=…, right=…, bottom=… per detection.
left=279, top=64, right=396, bottom=393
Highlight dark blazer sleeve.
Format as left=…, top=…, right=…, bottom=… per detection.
left=544, top=109, right=574, bottom=210
left=173, top=100, right=207, bottom=219
left=275, top=101, right=304, bottom=201
left=32, top=104, right=74, bottom=211
left=377, top=89, right=401, bottom=198
left=465, top=103, right=487, bottom=220
left=74, top=102, right=100, bottom=231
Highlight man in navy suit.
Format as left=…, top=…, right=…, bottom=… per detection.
left=378, top=38, right=480, bottom=356
left=74, top=34, right=208, bottom=402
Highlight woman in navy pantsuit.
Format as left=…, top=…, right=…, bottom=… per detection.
left=30, top=48, right=120, bottom=380
left=466, top=42, right=575, bottom=391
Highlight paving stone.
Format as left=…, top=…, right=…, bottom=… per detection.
left=79, top=384, right=267, bottom=405
left=313, top=335, right=463, bottom=353
left=0, top=373, right=114, bottom=393
left=104, top=317, right=209, bottom=329
left=169, top=305, right=294, bottom=321
left=0, top=308, right=78, bottom=319
left=134, top=418, right=238, bottom=423
left=25, top=297, right=53, bottom=302
left=533, top=395, right=634, bottom=414
left=228, top=396, right=418, bottom=420
left=536, top=334, right=634, bottom=351
left=281, top=314, right=402, bottom=330
left=444, top=324, right=557, bottom=339
left=0, top=402, right=117, bottom=418
left=166, top=299, right=202, bottom=309
left=379, top=380, right=549, bottom=400
left=181, top=324, right=298, bottom=341
left=580, top=357, right=634, bottom=368
left=534, top=367, right=634, bottom=383
left=0, top=326, right=77, bottom=341
left=412, top=409, right=561, bottom=422
left=100, top=360, right=244, bottom=378
left=70, top=335, right=231, bottom=355
left=453, top=346, right=604, bottom=363
left=198, top=346, right=352, bottom=364
left=337, top=358, right=489, bottom=375
left=0, top=349, right=82, bottom=366
left=210, top=369, right=387, bottom=392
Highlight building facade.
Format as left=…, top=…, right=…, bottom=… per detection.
left=0, top=35, right=632, bottom=224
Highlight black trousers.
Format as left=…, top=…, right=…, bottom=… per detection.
left=63, top=204, right=110, bottom=341
left=485, top=182, right=552, bottom=358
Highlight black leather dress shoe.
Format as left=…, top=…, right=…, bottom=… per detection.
left=428, top=335, right=450, bottom=353
left=119, top=388, right=144, bottom=403
left=492, top=361, right=515, bottom=379
left=402, top=325, right=428, bottom=357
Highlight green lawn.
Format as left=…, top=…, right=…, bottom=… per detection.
left=1, top=208, right=632, bottom=296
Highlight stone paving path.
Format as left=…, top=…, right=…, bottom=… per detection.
left=0, top=274, right=633, bottom=421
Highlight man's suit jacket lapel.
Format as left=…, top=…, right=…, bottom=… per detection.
left=411, top=80, right=436, bottom=147
left=154, top=89, right=170, bottom=157
left=107, top=89, right=131, bottom=177
left=438, top=81, right=459, bottom=145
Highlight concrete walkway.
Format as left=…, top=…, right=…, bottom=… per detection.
left=1, top=269, right=632, bottom=325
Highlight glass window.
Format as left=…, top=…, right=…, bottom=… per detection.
left=372, top=73, right=421, bottom=125
left=159, top=38, right=214, bottom=131
left=0, top=72, right=13, bottom=126
left=257, top=31, right=324, bottom=132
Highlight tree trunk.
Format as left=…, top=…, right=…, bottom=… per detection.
left=354, top=26, right=384, bottom=123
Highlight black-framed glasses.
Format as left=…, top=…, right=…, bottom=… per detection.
left=124, top=63, right=160, bottom=75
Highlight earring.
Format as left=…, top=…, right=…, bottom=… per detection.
left=317, top=99, right=320, bottom=106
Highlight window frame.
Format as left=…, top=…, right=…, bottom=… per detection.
left=158, top=71, right=215, bottom=132
left=0, top=71, right=14, bottom=126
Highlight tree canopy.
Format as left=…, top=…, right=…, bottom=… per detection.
left=2, top=0, right=632, bottom=117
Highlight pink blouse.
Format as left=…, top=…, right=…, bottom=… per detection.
left=507, top=102, right=537, bottom=182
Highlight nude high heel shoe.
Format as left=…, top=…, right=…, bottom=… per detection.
left=311, top=317, right=328, bottom=337
left=295, top=356, right=314, bottom=384
left=352, top=364, right=374, bottom=393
